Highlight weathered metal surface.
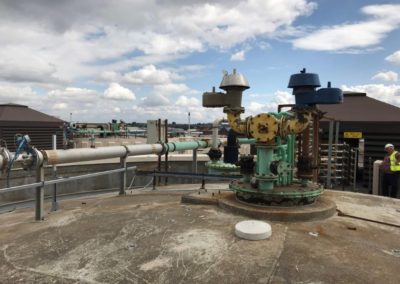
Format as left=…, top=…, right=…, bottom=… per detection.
left=182, top=191, right=334, bottom=221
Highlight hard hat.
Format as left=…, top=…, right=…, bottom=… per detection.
left=385, top=143, right=394, bottom=149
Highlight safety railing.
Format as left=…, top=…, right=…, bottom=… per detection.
left=0, top=165, right=137, bottom=220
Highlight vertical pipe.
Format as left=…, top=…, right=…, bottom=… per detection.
left=192, top=149, right=198, bottom=183
left=287, top=135, right=294, bottom=183
left=353, top=149, right=358, bottom=191
left=152, top=170, right=156, bottom=190
left=297, top=133, right=302, bottom=174
left=35, top=166, right=45, bottom=221
left=257, top=146, right=274, bottom=190
left=119, top=156, right=127, bottom=195
left=157, top=118, right=162, bottom=185
left=312, top=114, right=320, bottom=182
left=368, top=156, right=372, bottom=192
left=188, top=112, right=191, bottom=137
left=334, top=121, right=340, bottom=185
left=51, top=134, right=59, bottom=212
left=327, top=121, right=334, bottom=188
left=301, top=126, right=310, bottom=157
left=164, top=119, right=168, bottom=185
left=335, top=121, right=340, bottom=146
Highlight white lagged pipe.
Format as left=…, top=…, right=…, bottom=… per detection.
left=212, top=117, right=226, bottom=149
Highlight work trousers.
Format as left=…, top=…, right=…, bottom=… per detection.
left=381, top=172, right=400, bottom=198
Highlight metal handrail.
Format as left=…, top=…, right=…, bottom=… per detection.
left=1, top=166, right=137, bottom=193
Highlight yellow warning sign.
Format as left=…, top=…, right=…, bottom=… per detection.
left=344, top=132, right=362, bottom=139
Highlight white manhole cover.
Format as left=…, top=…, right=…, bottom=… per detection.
left=235, top=220, right=272, bottom=240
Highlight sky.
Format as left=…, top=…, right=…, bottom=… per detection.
left=0, top=0, right=399, bottom=123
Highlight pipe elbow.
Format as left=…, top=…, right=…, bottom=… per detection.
left=227, top=112, right=247, bottom=135
left=282, top=111, right=312, bottom=135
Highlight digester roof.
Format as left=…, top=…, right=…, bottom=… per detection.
left=318, top=92, right=400, bottom=122
left=0, top=103, right=64, bottom=126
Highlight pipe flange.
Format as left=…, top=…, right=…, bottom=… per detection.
left=223, top=106, right=245, bottom=114
left=31, top=147, right=44, bottom=169
left=121, top=145, right=130, bottom=158
left=255, top=173, right=278, bottom=181
left=0, top=148, right=11, bottom=171
left=249, top=114, right=278, bottom=142
left=158, top=143, right=169, bottom=155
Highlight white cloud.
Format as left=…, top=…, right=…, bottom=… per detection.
left=386, top=50, right=400, bottom=64
left=52, top=102, right=68, bottom=110
left=141, top=93, right=170, bottom=107
left=175, top=96, right=200, bottom=107
left=230, top=50, right=246, bottom=61
left=372, top=71, right=398, bottom=82
left=153, top=83, right=192, bottom=95
left=342, top=84, right=400, bottom=106
left=0, top=85, right=39, bottom=103
left=0, top=0, right=318, bottom=123
left=123, top=65, right=179, bottom=85
left=0, top=0, right=316, bottom=84
left=293, top=4, right=400, bottom=52
left=98, top=71, right=121, bottom=82
left=244, top=90, right=294, bottom=115
left=104, top=83, right=136, bottom=101
left=247, top=102, right=264, bottom=113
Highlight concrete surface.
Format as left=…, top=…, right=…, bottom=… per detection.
left=0, top=186, right=399, bottom=284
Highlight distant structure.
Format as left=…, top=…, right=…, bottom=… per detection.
left=319, top=92, right=400, bottom=186
left=0, top=104, right=64, bottom=151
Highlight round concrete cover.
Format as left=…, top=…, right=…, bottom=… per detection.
left=235, top=220, right=272, bottom=240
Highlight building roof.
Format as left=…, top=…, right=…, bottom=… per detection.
left=318, top=92, right=400, bottom=122
left=0, top=103, right=64, bottom=126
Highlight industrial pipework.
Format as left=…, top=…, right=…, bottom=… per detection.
left=0, top=139, right=212, bottom=220
left=0, top=140, right=211, bottom=169
left=203, top=69, right=342, bottom=206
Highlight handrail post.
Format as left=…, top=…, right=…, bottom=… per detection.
left=35, top=165, right=45, bottom=221
left=153, top=170, right=156, bottom=190
left=51, top=134, right=59, bottom=211
left=119, top=156, right=127, bottom=195
left=201, top=175, right=205, bottom=189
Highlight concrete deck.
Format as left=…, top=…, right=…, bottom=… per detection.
left=0, top=186, right=399, bottom=283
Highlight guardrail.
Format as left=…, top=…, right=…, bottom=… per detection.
left=1, top=165, right=137, bottom=220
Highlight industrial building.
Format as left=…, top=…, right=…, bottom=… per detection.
left=0, top=103, right=64, bottom=151
left=319, top=92, right=400, bottom=188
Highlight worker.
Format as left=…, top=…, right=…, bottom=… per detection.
left=380, top=144, right=400, bottom=198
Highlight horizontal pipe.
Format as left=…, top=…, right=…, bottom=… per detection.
left=137, top=170, right=240, bottom=181
left=237, top=138, right=256, bottom=144
left=165, top=141, right=209, bottom=152
left=39, top=140, right=210, bottom=166
left=43, top=146, right=128, bottom=165
left=125, top=144, right=164, bottom=156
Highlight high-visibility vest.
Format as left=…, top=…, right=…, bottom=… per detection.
left=390, top=151, right=400, bottom=171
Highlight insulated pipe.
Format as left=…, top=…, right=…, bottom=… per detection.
left=212, top=118, right=226, bottom=149
left=43, top=146, right=128, bottom=165
left=125, top=144, right=164, bottom=156
left=40, top=140, right=210, bottom=166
